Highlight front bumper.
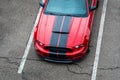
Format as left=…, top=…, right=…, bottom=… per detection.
left=44, top=57, right=73, bottom=63
left=34, top=42, right=88, bottom=63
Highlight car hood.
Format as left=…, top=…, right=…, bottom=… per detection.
left=36, top=13, right=90, bottom=48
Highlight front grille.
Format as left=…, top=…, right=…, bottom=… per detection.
left=44, top=46, right=72, bottom=52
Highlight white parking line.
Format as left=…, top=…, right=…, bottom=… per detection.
left=17, top=0, right=46, bottom=73
left=91, top=0, right=108, bottom=80
left=17, top=7, right=42, bottom=74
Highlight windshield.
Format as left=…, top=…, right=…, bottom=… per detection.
left=44, top=0, right=88, bottom=17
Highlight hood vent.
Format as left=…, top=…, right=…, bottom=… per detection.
left=52, top=31, right=69, bottom=34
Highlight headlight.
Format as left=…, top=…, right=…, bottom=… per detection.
left=39, top=42, right=44, bottom=46
left=75, top=46, right=80, bottom=49
left=36, top=40, right=44, bottom=46
left=74, top=44, right=85, bottom=49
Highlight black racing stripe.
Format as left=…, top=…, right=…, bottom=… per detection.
left=50, top=16, right=63, bottom=47
left=57, top=34, right=68, bottom=59
left=53, top=16, right=63, bottom=32
left=49, top=16, right=72, bottom=60
left=49, top=16, right=63, bottom=58
left=59, top=17, right=72, bottom=48
left=50, top=33, right=59, bottom=47
left=61, top=16, right=72, bottom=33
left=49, top=33, right=59, bottom=58
left=57, top=17, right=72, bottom=59
left=59, top=34, right=68, bottom=48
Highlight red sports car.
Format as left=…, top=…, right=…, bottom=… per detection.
left=34, top=0, right=98, bottom=63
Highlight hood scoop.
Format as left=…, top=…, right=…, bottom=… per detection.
left=52, top=31, right=69, bottom=34
left=52, top=22, right=70, bottom=34
left=52, top=16, right=72, bottom=34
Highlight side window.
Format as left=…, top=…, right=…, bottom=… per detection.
left=88, top=0, right=92, bottom=6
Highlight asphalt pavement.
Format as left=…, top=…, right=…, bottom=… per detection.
left=0, top=0, right=120, bottom=80
left=96, top=0, right=120, bottom=80
left=0, top=0, right=39, bottom=80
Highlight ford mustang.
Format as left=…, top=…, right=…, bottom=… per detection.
left=34, top=0, right=98, bottom=63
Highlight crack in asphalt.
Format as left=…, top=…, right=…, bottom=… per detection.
left=0, top=68, right=17, bottom=70
left=0, top=56, right=42, bottom=61
left=0, top=57, right=28, bottom=80
left=66, top=63, right=91, bottom=76
left=0, top=57, right=19, bottom=67
left=26, top=58, right=42, bottom=61
left=98, top=67, right=120, bottom=70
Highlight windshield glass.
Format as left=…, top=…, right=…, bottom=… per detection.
left=44, top=0, right=88, bottom=17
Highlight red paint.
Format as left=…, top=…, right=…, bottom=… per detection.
left=34, top=0, right=98, bottom=62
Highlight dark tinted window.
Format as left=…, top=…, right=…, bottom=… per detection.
left=88, top=0, right=92, bottom=6
left=45, top=0, right=88, bottom=17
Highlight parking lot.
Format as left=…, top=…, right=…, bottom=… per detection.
left=0, top=0, right=120, bottom=80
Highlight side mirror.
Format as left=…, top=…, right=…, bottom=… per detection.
left=90, top=6, right=97, bottom=11
left=39, top=1, right=45, bottom=7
